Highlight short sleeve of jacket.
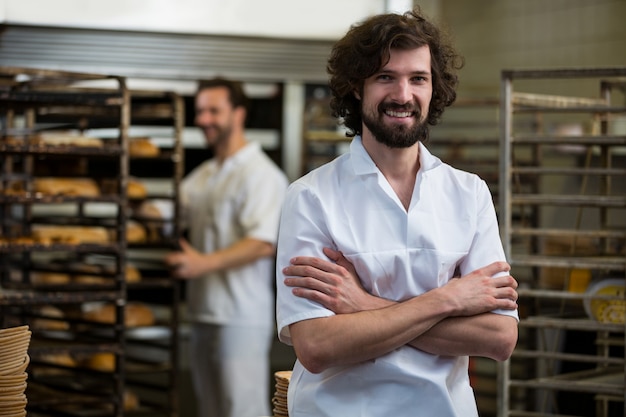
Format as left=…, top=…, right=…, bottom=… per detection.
left=460, top=179, right=519, bottom=321
left=275, top=181, right=335, bottom=345
left=238, top=163, right=288, bottom=245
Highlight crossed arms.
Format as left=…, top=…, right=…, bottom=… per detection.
left=282, top=247, right=519, bottom=374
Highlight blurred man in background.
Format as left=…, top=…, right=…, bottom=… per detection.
left=166, top=78, right=288, bottom=417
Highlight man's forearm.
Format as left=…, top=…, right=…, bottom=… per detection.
left=210, top=237, right=275, bottom=272
left=358, top=294, right=518, bottom=361
left=290, top=289, right=455, bottom=374
left=408, top=313, right=518, bottom=361
left=284, top=254, right=518, bottom=368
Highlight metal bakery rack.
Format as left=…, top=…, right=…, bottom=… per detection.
left=0, top=67, right=184, bottom=417
left=497, top=67, right=626, bottom=417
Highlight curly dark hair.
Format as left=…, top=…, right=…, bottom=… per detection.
left=327, top=7, right=464, bottom=137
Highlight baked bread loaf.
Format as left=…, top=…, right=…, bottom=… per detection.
left=129, top=138, right=159, bottom=157
left=134, top=201, right=167, bottom=241
left=32, top=225, right=110, bottom=245
left=33, top=305, right=70, bottom=331
left=32, top=352, right=78, bottom=376
left=125, top=264, right=142, bottom=283
left=127, top=179, right=148, bottom=199
left=107, top=221, right=147, bottom=243
left=39, top=352, right=77, bottom=368
left=97, top=177, right=148, bottom=198
left=73, top=264, right=141, bottom=284
left=85, top=352, right=116, bottom=372
left=0, top=236, right=35, bottom=246
left=30, top=272, right=71, bottom=285
left=33, top=178, right=100, bottom=197
left=135, top=200, right=163, bottom=219
left=1, top=181, right=26, bottom=196
left=72, top=274, right=110, bottom=285
left=124, top=389, right=140, bottom=411
left=37, top=133, right=103, bottom=148
left=127, top=221, right=147, bottom=243
left=83, top=302, right=155, bottom=327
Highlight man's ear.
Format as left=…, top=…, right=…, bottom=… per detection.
left=353, top=90, right=361, bottom=100
left=235, top=106, right=247, bottom=125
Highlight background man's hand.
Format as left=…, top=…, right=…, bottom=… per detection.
left=164, top=238, right=206, bottom=279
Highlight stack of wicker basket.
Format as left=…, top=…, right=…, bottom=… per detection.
left=272, top=370, right=291, bottom=417
left=0, top=325, right=31, bottom=417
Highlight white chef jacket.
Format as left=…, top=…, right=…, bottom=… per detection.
left=182, top=141, right=288, bottom=327
left=276, top=136, right=518, bottom=417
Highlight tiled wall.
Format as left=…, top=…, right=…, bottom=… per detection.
left=437, top=0, right=626, bottom=96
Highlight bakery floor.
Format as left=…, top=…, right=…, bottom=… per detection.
left=176, top=324, right=297, bottom=417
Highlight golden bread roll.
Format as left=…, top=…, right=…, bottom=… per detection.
left=125, top=264, right=142, bottom=283
left=126, top=303, right=155, bottom=326
left=83, top=303, right=115, bottom=324
left=85, top=352, right=116, bottom=372
left=33, top=305, right=70, bottom=331
left=127, top=179, right=148, bottom=199
left=32, top=225, right=109, bottom=244
left=83, top=388, right=140, bottom=413
left=100, top=177, right=147, bottom=198
left=83, top=303, right=116, bottom=324
left=32, top=352, right=78, bottom=376
left=34, top=178, right=100, bottom=197
left=68, top=261, right=103, bottom=275
left=30, top=272, right=71, bottom=285
left=83, top=302, right=155, bottom=327
left=72, top=274, right=109, bottom=285
left=73, top=264, right=141, bottom=284
left=124, top=389, right=140, bottom=411
left=37, top=133, right=103, bottom=148
left=108, top=221, right=147, bottom=243
left=129, top=138, right=159, bottom=157
left=135, top=201, right=168, bottom=241
left=0, top=236, right=36, bottom=246
left=127, top=221, right=147, bottom=243
left=2, top=181, right=26, bottom=195
left=40, top=352, right=77, bottom=368
left=135, top=201, right=163, bottom=219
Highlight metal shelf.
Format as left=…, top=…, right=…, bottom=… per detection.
left=510, top=367, right=624, bottom=397
left=511, top=254, right=625, bottom=270
left=0, top=67, right=183, bottom=417
left=498, top=67, right=626, bottom=417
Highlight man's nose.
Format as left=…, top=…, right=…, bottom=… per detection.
left=195, top=111, right=212, bottom=126
left=391, top=79, right=413, bottom=104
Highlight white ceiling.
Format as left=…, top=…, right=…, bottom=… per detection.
left=0, top=0, right=391, bottom=40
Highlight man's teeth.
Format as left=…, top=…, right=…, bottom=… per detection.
left=385, top=110, right=412, bottom=117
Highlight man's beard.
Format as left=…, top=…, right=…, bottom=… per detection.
left=362, top=102, right=429, bottom=148
left=204, top=123, right=232, bottom=148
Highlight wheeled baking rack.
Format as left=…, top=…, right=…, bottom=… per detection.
left=497, top=67, right=626, bottom=417
left=0, top=67, right=184, bottom=417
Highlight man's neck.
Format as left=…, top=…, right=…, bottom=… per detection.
left=362, top=134, right=420, bottom=211
left=361, top=134, right=420, bottom=179
left=215, top=134, right=248, bottom=164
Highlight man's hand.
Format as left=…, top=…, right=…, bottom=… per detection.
left=283, top=247, right=390, bottom=313
left=164, top=238, right=207, bottom=279
left=438, top=262, right=518, bottom=317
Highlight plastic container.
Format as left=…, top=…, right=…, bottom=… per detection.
left=583, top=278, right=626, bottom=324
